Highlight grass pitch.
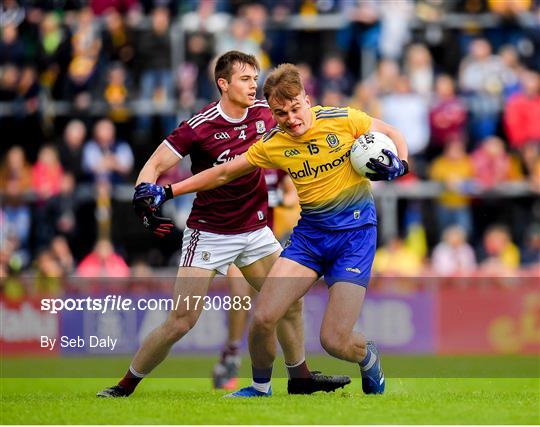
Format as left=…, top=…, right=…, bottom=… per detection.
left=1, top=356, right=539, bottom=424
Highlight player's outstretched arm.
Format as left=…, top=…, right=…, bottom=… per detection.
left=136, top=142, right=182, bottom=185
left=171, top=154, right=256, bottom=197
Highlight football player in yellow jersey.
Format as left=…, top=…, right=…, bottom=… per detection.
left=143, top=63, right=409, bottom=397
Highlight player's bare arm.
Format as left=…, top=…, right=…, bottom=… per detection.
left=369, top=118, right=408, bottom=162
left=170, top=154, right=256, bottom=197
left=136, top=142, right=182, bottom=185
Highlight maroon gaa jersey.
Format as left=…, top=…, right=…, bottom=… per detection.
left=165, top=100, right=275, bottom=234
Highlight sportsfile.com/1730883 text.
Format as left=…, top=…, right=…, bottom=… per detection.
left=40, top=295, right=252, bottom=314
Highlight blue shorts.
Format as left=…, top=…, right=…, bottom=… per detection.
left=281, top=221, right=377, bottom=287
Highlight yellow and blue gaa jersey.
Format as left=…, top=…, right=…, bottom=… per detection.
left=246, top=106, right=375, bottom=230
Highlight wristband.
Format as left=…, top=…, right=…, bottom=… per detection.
left=401, top=160, right=409, bottom=176
left=164, top=184, right=174, bottom=200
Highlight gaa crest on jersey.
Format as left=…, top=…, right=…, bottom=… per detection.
left=256, top=120, right=266, bottom=134
left=326, top=133, right=339, bottom=148
left=201, top=251, right=211, bottom=261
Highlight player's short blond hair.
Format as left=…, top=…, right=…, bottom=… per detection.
left=263, top=63, right=305, bottom=104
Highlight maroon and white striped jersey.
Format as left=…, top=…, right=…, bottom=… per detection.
left=165, top=100, right=275, bottom=234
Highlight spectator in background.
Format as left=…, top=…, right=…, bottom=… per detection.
left=0, top=146, right=32, bottom=264
left=0, top=23, right=25, bottom=66
left=349, top=81, right=381, bottom=118
left=77, top=238, right=129, bottom=277
left=296, top=62, right=318, bottom=102
left=479, top=224, right=520, bottom=274
left=337, top=0, right=381, bottom=79
left=35, top=12, right=71, bottom=100
left=135, top=6, right=175, bottom=137
left=180, top=2, right=225, bottom=100
left=404, top=43, right=434, bottom=98
left=215, top=17, right=262, bottom=59
left=34, top=249, right=64, bottom=296
left=366, top=58, right=400, bottom=96
left=180, top=0, right=230, bottom=35
left=184, top=31, right=215, bottom=99
left=31, top=145, right=64, bottom=202
left=428, top=74, right=468, bottom=158
left=102, top=63, right=133, bottom=139
left=486, top=0, right=532, bottom=48
left=504, top=70, right=540, bottom=149
left=378, top=0, right=413, bottom=61
left=239, top=2, right=271, bottom=71
left=373, top=237, right=424, bottom=277
left=429, top=137, right=475, bottom=238
left=471, top=136, right=523, bottom=190
left=498, top=44, right=524, bottom=100
left=0, top=63, right=18, bottom=102
left=381, top=75, right=430, bottom=164
left=59, top=119, right=86, bottom=181
left=50, top=235, right=75, bottom=275
left=65, top=7, right=102, bottom=99
left=459, top=38, right=506, bottom=142
left=101, top=8, right=135, bottom=70
left=82, top=118, right=134, bottom=184
left=32, top=145, right=65, bottom=249
left=431, top=225, right=477, bottom=275
left=173, top=63, right=204, bottom=123
left=319, top=54, right=354, bottom=99
left=0, top=228, right=25, bottom=301
left=0, top=0, right=25, bottom=28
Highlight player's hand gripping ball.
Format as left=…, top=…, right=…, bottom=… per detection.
left=350, top=131, right=408, bottom=181
left=133, top=183, right=175, bottom=238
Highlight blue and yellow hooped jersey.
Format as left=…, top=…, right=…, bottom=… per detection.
left=246, top=106, right=375, bottom=230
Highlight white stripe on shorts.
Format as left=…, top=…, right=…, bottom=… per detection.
left=183, top=230, right=200, bottom=267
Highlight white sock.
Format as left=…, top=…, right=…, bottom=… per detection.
left=360, top=351, right=377, bottom=372
left=129, top=365, right=147, bottom=378
left=251, top=381, right=271, bottom=394
left=284, top=357, right=305, bottom=368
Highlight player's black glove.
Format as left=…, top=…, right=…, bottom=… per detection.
left=133, top=183, right=175, bottom=238
left=365, top=149, right=409, bottom=181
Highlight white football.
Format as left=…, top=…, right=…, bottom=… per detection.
left=350, top=131, right=398, bottom=177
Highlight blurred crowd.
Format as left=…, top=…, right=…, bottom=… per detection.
left=1, top=0, right=540, bottom=292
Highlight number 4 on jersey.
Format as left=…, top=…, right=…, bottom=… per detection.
left=238, top=130, right=247, bottom=140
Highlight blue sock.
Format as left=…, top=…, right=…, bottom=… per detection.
left=252, top=365, right=272, bottom=393
left=252, top=365, right=272, bottom=384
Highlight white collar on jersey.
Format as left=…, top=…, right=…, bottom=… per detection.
left=217, top=101, right=248, bottom=123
